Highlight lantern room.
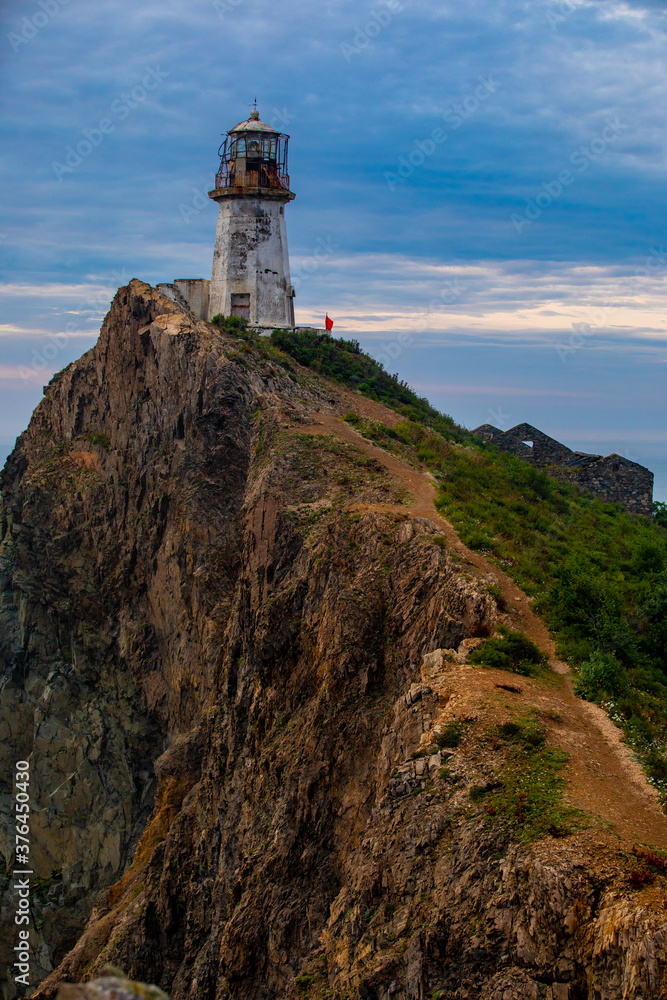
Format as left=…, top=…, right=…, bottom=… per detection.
left=214, top=107, right=292, bottom=195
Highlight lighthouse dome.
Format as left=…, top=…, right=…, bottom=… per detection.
left=229, top=108, right=280, bottom=135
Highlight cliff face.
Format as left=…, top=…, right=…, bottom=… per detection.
left=1, top=283, right=667, bottom=1000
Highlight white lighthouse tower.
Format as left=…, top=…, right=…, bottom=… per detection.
left=207, top=106, right=296, bottom=329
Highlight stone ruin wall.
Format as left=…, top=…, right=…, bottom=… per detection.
left=549, top=456, right=654, bottom=517
left=473, top=423, right=654, bottom=516
left=490, top=422, right=574, bottom=467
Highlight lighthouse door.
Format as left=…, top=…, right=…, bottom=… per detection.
left=231, top=293, right=251, bottom=320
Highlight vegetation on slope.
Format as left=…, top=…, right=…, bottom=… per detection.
left=472, top=714, right=585, bottom=841
left=270, top=327, right=470, bottom=442
left=263, top=327, right=667, bottom=798
left=432, top=439, right=667, bottom=787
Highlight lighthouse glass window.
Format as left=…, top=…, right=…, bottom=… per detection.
left=230, top=135, right=277, bottom=163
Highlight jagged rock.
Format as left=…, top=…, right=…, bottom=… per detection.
left=421, top=648, right=459, bottom=673
left=0, top=282, right=666, bottom=1000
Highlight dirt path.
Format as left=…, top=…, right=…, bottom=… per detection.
left=294, top=404, right=667, bottom=849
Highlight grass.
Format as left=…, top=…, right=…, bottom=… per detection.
left=293, top=956, right=331, bottom=1000
left=295, top=975, right=316, bottom=993
left=433, top=444, right=667, bottom=785
left=479, top=715, right=586, bottom=840
left=210, top=314, right=299, bottom=376
left=270, top=329, right=472, bottom=443
left=342, top=411, right=454, bottom=468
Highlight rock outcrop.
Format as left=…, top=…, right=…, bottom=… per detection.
left=1, top=282, right=666, bottom=1000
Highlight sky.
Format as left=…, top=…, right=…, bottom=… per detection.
left=1, top=0, right=666, bottom=497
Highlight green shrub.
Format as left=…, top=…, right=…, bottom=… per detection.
left=633, top=541, right=665, bottom=574
left=83, top=432, right=110, bottom=450
left=646, top=750, right=667, bottom=784
left=436, top=722, right=463, bottom=748
left=653, top=501, right=667, bottom=528
left=470, top=781, right=504, bottom=802
left=627, top=716, right=656, bottom=745
left=485, top=582, right=507, bottom=611
left=469, top=627, right=546, bottom=677
left=461, top=529, right=494, bottom=552
left=295, top=974, right=315, bottom=993
left=574, top=651, right=627, bottom=700
left=211, top=313, right=248, bottom=332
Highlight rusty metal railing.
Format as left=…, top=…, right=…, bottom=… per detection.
left=214, top=163, right=290, bottom=192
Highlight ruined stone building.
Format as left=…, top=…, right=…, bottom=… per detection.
left=472, top=422, right=654, bottom=516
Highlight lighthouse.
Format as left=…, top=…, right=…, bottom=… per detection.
left=207, top=106, right=296, bottom=329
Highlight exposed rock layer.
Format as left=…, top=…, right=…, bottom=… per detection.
left=0, top=283, right=665, bottom=1000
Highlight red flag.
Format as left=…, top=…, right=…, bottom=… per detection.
left=325, top=314, right=334, bottom=331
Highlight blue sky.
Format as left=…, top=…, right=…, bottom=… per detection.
left=1, top=0, right=666, bottom=496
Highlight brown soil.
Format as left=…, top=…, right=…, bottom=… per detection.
left=292, top=398, right=667, bottom=851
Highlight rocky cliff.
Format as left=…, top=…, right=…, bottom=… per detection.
left=1, top=282, right=667, bottom=1000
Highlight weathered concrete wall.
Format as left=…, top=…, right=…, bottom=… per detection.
left=209, top=196, right=294, bottom=327
left=174, top=279, right=210, bottom=320
left=155, top=281, right=210, bottom=321
left=155, top=282, right=189, bottom=311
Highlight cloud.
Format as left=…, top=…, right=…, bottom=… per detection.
left=0, top=322, right=100, bottom=339
left=0, top=323, right=57, bottom=336
left=558, top=429, right=667, bottom=443
left=0, top=364, right=57, bottom=382
left=0, top=283, right=117, bottom=299
left=294, top=254, right=667, bottom=344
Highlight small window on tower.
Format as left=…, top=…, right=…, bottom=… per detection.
left=231, top=293, right=250, bottom=320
